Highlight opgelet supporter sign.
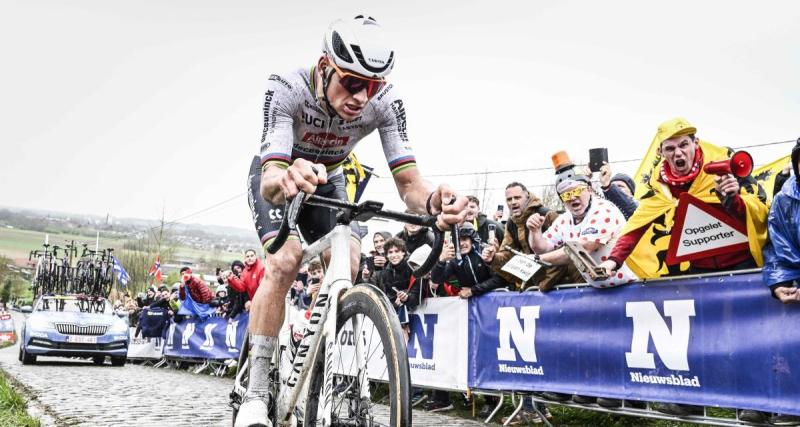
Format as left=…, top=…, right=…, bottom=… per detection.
left=666, top=193, right=749, bottom=264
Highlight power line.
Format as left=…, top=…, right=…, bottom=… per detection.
left=373, top=138, right=795, bottom=180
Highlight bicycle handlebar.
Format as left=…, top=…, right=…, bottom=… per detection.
left=266, top=193, right=449, bottom=278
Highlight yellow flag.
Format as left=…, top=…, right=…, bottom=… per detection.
left=623, top=141, right=769, bottom=278
left=752, top=155, right=791, bottom=206
left=342, top=153, right=367, bottom=202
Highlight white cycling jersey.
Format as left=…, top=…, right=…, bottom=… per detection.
left=259, top=67, right=416, bottom=177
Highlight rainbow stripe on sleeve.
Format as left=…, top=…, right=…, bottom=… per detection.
left=388, top=155, right=417, bottom=175
left=260, top=153, right=291, bottom=172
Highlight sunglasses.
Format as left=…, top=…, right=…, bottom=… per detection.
left=559, top=185, right=588, bottom=202
left=327, top=60, right=386, bottom=98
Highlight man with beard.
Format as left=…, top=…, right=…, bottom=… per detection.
left=483, top=182, right=582, bottom=292
left=464, top=196, right=505, bottom=244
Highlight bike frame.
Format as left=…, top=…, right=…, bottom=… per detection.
left=233, top=224, right=368, bottom=426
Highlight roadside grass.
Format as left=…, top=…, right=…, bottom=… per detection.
left=0, top=370, right=40, bottom=427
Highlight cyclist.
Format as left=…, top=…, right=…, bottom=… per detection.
left=237, top=15, right=467, bottom=427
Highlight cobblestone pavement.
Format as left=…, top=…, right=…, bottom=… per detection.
left=0, top=312, right=484, bottom=427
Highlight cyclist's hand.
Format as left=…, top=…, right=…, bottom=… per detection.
left=429, top=184, right=467, bottom=231
left=280, top=158, right=327, bottom=199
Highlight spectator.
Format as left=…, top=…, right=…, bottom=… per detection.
left=599, top=118, right=770, bottom=279
left=228, top=249, right=266, bottom=301
left=758, top=140, right=800, bottom=425
left=484, top=182, right=583, bottom=292
left=304, top=260, right=324, bottom=308
left=431, top=223, right=504, bottom=299
left=149, top=285, right=173, bottom=311
left=212, top=285, right=230, bottom=317
left=598, top=118, right=770, bottom=417
left=528, top=177, right=637, bottom=288
left=464, top=196, right=505, bottom=245
left=773, top=161, right=793, bottom=198
left=595, top=162, right=639, bottom=220
left=225, top=260, right=249, bottom=320
left=369, top=238, right=420, bottom=327
left=396, top=221, right=435, bottom=256
left=177, top=267, right=216, bottom=319
left=361, top=231, right=392, bottom=283
left=290, top=263, right=310, bottom=309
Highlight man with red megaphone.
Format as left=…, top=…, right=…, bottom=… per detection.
left=598, top=117, right=769, bottom=278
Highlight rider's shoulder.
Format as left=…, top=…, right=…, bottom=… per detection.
left=371, top=82, right=402, bottom=106
left=262, top=68, right=308, bottom=96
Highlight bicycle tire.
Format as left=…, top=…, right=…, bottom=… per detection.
left=302, top=284, right=411, bottom=427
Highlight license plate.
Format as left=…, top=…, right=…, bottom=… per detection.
left=67, top=335, right=97, bottom=344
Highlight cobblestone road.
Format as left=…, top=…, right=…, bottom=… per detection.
left=0, top=312, right=484, bottom=427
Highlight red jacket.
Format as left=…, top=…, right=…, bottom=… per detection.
left=228, top=258, right=266, bottom=300
left=180, top=276, right=214, bottom=304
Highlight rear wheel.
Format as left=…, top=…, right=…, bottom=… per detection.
left=302, top=284, right=411, bottom=427
left=110, top=356, right=126, bottom=366
left=92, top=356, right=105, bottom=365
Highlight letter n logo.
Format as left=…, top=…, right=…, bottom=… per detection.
left=407, top=314, right=437, bottom=360
left=496, top=306, right=540, bottom=362
left=625, top=300, right=696, bottom=371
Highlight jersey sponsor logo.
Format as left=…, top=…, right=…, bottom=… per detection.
left=390, top=99, right=408, bottom=142
left=375, top=83, right=393, bottom=101
left=301, top=131, right=350, bottom=148
left=268, top=74, right=292, bottom=90
left=303, top=100, right=326, bottom=115
left=262, top=90, right=276, bottom=135
left=268, top=208, right=283, bottom=222
left=302, top=112, right=326, bottom=129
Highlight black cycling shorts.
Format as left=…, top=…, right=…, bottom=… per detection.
left=247, top=156, right=363, bottom=250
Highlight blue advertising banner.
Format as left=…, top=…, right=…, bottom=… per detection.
left=164, top=314, right=249, bottom=360
left=469, top=273, right=800, bottom=415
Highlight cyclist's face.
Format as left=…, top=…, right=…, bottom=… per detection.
left=386, top=247, right=405, bottom=266
left=324, top=65, right=369, bottom=122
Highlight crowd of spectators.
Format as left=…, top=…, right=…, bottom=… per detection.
left=345, top=118, right=799, bottom=424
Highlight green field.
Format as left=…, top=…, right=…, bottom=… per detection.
left=0, top=227, right=244, bottom=268
left=0, top=228, right=119, bottom=264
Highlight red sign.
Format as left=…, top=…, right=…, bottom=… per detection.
left=666, top=193, right=750, bottom=265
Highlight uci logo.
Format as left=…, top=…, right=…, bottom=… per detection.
left=625, top=300, right=695, bottom=371
left=269, top=209, right=283, bottom=221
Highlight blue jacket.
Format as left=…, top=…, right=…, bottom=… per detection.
left=762, top=179, right=800, bottom=289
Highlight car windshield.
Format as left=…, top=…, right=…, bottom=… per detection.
left=35, top=297, right=113, bottom=315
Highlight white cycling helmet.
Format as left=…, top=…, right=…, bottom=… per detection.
left=322, top=15, right=395, bottom=79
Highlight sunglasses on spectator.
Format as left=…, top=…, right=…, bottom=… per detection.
left=559, top=185, right=589, bottom=202
left=328, top=60, right=386, bottom=98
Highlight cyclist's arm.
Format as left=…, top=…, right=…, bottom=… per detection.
left=256, top=76, right=312, bottom=204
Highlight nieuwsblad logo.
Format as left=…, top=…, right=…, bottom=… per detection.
left=407, top=314, right=437, bottom=371
left=495, top=306, right=544, bottom=376
left=625, top=300, right=701, bottom=387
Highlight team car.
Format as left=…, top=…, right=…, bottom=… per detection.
left=19, top=295, right=129, bottom=366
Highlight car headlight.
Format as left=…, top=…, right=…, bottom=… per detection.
left=28, top=317, right=54, bottom=330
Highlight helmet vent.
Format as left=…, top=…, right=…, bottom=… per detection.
left=331, top=31, right=353, bottom=63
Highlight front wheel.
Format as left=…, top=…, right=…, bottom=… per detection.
left=303, top=284, right=411, bottom=427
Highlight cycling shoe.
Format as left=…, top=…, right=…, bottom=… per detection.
left=235, top=398, right=272, bottom=427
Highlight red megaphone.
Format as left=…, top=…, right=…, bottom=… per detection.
left=703, top=150, right=753, bottom=178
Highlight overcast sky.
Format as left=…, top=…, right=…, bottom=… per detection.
left=2, top=0, right=798, bottom=236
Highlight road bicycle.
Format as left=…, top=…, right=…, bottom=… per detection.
left=230, top=193, right=447, bottom=427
